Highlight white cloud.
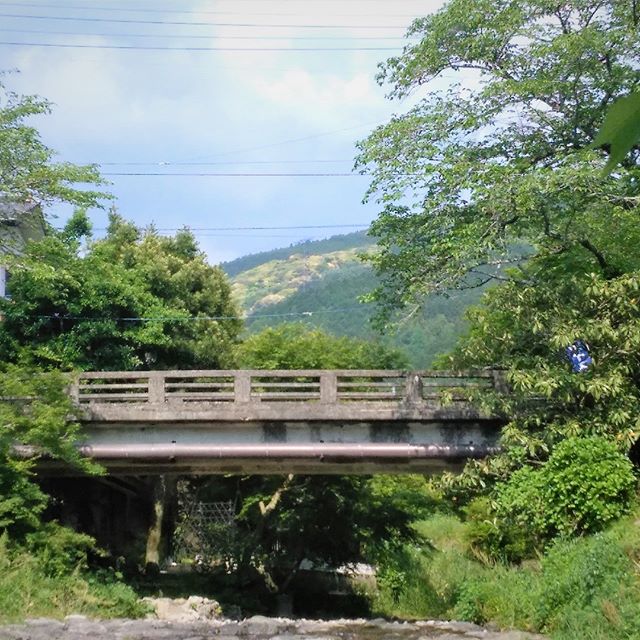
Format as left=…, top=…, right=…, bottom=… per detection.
left=0, top=0, right=449, bottom=259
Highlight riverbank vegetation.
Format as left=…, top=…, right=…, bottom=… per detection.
left=372, top=509, right=640, bottom=640
left=0, top=524, right=146, bottom=623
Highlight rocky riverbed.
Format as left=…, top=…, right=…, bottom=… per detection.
left=0, top=596, right=543, bottom=640
left=0, top=595, right=547, bottom=640
left=0, top=614, right=547, bottom=640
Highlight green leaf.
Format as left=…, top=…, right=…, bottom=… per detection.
left=593, top=92, right=640, bottom=174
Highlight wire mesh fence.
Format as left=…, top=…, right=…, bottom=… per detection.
left=173, top=499, right=237, bottom=564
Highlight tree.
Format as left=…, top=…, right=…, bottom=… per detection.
left=425, top=260, right=640, bottom=564
left=441, top=265, right=640, bottom=461
left=465, top=436, right=636, bottom=561
left=0, top=77, right=107, bottom=209
left=356, top=0, right=640, bottom=317
left=0, top=210, right=242, bottom=370
left=0, top=366, right=96, bottom=537
left=0, top=80, right=111, bottom=539
left=235, top=322, right=408, bottom=369
left=231, top=473, right=434, bottom=598
left=192, top=325, right=430, bottom=598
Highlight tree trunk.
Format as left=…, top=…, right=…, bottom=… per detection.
left=144, top=475, right=177, bottom=573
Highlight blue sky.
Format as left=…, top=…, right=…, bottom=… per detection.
left=2, top=0, right=445, bottom=263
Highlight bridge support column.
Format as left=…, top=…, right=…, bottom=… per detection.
left=144, top=475, right=176, bottom=573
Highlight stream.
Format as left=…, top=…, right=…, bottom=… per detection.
left=0, top=615, right=547, bottom=640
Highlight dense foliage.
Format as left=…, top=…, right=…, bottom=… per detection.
left=0, top=524, right=145, bottom=622
left=236, top=322, right=407, bottom=369
left=0, top=365, right=96, bottom=537
left=465, top=437, right=636, bottom=561
left=351, top=2, right=640, bottom=635
left=357, top=0, right=640, bottom=316
left=243, top=263, right=484, bottom=368
left=0, top=211, right=241, bottom=370
left=375, top=511, right=640, bottom=639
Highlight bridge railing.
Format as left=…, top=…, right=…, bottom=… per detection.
left=71, top=370, right=500, bottom=406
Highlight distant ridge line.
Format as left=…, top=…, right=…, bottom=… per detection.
left=221, top=230, right=373, bottom=277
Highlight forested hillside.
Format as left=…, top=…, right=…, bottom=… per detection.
left=223, top=233, right=485, bottom=368
left=222, top=231, right=375, bottom=277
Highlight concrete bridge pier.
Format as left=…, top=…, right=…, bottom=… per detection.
left=144, top=475, right=177, bottom=573
left=39, top=475, right=179, bottom=569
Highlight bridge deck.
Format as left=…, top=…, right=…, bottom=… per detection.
left=52, top=369, right=505, bottom=474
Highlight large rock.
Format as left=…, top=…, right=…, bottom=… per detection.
left=142, top=596, right=222, bottom=622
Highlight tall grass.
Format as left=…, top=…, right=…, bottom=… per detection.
left=371, top=510, right=640, bottom=639
left=0, top=533, right=146, bottom=623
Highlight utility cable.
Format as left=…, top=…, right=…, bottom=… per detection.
left=0, top=27, right=415, bottom=41
left=0, top=2, right=424, bottom=18
left=32, top=306, right=369, bottom=322
left=100, top=171, right=368, bottom=176
left=0, top=41, right=402, bottom=51
left=93, top=160, right=352, bottom=166
left=88, top=224, right=369, bottom=231
left=0, top=13, right=409, bottom=29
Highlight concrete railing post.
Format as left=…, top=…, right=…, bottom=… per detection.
left=148, top=373, right=165, bottom=404
left=405, top=372, right=423, bottom=405
left=492, top=370, right=509, bottom=394
left=235, top=371, right=251, bottom=404
left=320, top=371, right=338, bottom=404
left=69, top=376, right=80, bottom=404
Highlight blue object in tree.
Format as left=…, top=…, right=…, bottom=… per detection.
left=565, top=340, right=592, bottom=373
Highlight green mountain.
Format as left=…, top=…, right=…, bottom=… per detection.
left=222, top=232, right=484, bottom=368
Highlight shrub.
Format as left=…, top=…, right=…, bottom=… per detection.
left=0, top=531, right=146, bottom=622
left=24, top=522, right=99, bottom=578
left=540, top=436, right=636, bottom=537
left=470, top=437, right=636, bottom=560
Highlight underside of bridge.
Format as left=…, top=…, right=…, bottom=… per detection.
left=36, top=419, right=503, bottom=476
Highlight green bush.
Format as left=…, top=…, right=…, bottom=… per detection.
left=465, top=495, right=540, bottom=562
left=373, top=510, right=640, bottom=639
left=24, top=522, right=99, bottom=578
left=469, top=437, right=636, bottom=561
left=540, top=437, right=636, bottom=537
left=0, top=531, right=146, bottom=623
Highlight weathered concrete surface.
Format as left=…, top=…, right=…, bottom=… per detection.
left=0, top=615, right=548, bottom=640
left=31, top=369, right=505, bottom=476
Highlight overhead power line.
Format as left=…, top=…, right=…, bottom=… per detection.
left=179, top=121, right=382, bottom=163
left=0, top=12, right=409, bottom=29
left=88, top=224, right=369, bottom=231
left=101, top=171, right=367, bottom=176
left=0, top=2, right=423, bottom=18
left=52, top=224, right=372, bottom=239
left=34, top=306, right=368, bottom=322
left=94, top=160, right=351, bottom=166
left=0, top=27, right=415, bottom=41
left=0, top=41, right=402, bottom=51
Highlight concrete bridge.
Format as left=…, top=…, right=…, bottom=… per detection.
left=45, top=369, right=506, bottom=475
